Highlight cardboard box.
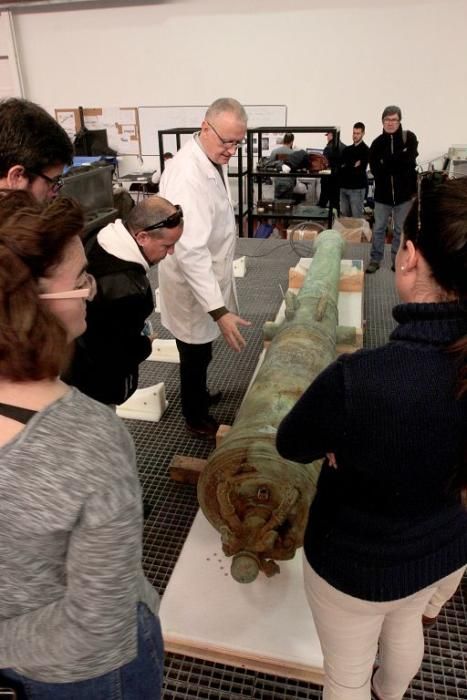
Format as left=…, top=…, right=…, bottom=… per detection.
left=286, top=221, right=324, bottom=240
left=334, top=217, right=372, bottom=242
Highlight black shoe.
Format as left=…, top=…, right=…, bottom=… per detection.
left=365, top=261, right=380, bottom=274
left=185, top=416, right=219, bottom=440
left=207, top=390, right=223, bottom=406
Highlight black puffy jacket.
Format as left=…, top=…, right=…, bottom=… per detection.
left=369, top=127, right=418, bottom=205
left=67, top=239, right=153, bottom=405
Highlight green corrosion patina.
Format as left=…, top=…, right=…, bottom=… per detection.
left=197, top=230, right=345, bottom=583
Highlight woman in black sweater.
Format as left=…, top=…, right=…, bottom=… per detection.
left=276, top=175, right=467, bottom=700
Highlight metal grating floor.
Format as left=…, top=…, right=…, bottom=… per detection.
left=126, top=238, right=466, bottom=700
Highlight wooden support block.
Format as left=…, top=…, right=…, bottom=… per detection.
left=336, top=326, right=363, bottom=355
left=337, top=343, right=358, bottom=355
left=164, top=639, right=324, bottom=685
left=216, top=424, right=231, bottom=448
left=289, top=268, right=305, bottom=289
left=355, top=326, right=363, bottom=348
left=169, top=455, right=207, bottom=484
left=339, top=269, right=364, bottom=292
left=169, top=427, right=232, bottom=484
left=290, top=267, right=363, bottom=293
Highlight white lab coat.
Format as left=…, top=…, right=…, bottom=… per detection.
left=158, top=136, right=238, bottom=344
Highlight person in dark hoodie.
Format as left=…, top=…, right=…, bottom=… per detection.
left=366, top=105, right=418, bottom=273
left=68, top=196, right=183, bottom=405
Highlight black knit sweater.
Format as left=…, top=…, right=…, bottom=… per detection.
left=369, top=126, right=418, bottom=205
left=276, top=302, right=467, bottom=601
left=339, top=141, right=369, bottom=190
left=67, top=241, right=153, bottom=406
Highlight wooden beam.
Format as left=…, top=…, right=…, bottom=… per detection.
left=164, top=638, right=324, bottom=686
left=169, top=455, right=207, bottom=484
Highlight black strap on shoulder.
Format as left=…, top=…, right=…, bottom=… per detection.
left=0, top=402, right=37, bottom=424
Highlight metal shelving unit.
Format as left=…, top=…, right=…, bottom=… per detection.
left=246, top=125, right=340, bottom=236
left=157, top=127, right=248, bottom=231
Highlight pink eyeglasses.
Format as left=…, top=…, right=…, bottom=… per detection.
left=39, top=272, right=97, bottom=300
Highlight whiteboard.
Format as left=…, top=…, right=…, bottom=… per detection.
left=138, top=104, right=287, bottom=156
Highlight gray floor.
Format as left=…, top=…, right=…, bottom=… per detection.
left=126, top=238, right=466, bottom=700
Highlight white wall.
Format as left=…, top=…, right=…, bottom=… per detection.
left=0, top=11, right=24, bottom=97
left=11, top=0, right=467, bottom=164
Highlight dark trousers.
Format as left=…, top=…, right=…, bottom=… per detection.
left=175, top=339, right=212, bottom=423
left=318, top=174, right=339, bottom=212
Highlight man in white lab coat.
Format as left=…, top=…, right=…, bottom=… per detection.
left=158, top=98, right=250, bottom=439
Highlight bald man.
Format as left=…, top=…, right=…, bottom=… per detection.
left=68, top=196, right=183, bottom=405
left=158, top=97, right=251, bottom=439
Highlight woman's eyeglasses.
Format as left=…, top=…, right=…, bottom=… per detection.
left=28, top=170, right=64, bottom=193
left=143, top=204, right=184, bottom=232
left=39, top=271, right=96, bottom=300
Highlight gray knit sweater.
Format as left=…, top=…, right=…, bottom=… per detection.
left=0, top=388, right=159, bottom=682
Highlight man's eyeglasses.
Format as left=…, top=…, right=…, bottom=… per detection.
left=39, top=271, right=96, bottom=300
left=383, top=117, right=400, bottom=123
left=28, top=170, right=64, bottom=193
left=143, top=205, right=184, bottom=232
left=206, top=121, right=244, bottom=149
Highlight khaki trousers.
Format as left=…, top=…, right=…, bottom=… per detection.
left=423, top=566, right=465, bottom=618
left=303, top=556, right=465, bottom=700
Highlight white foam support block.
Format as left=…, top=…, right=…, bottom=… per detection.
left=116, top=383, right=168, bottom=422
left=239, top=347, right=267, bottom=412
left=147, top=339, right=180, bottom=363
left=160, top=510, right=324, bottom=683
left=233, top=256, right=247, bottom=277
left=154, top=287, right=160, bottom=313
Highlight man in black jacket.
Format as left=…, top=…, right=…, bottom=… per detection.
left=366, top=106, right=418, bottom=273
left=68, top=196, right=183, bottom=405
left=339, top=122, right=369, bottom=218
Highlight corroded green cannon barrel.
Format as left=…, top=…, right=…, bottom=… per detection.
left=197, top=230, right=345, bottom=583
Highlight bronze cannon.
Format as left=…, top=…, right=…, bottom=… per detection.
left=197, top=230, right=345, bottom=583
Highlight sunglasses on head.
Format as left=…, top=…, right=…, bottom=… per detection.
left=143, top=205, right=183, bottom=232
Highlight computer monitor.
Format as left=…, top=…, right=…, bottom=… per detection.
left=74, top=128, right=116, bottom=157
